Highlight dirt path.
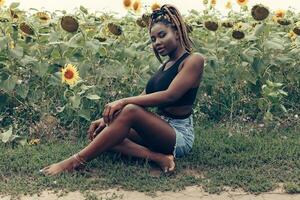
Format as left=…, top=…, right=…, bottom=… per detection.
left=2, top=186, right=300, bottom=200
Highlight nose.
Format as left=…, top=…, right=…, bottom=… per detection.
left=154, top=38, right=162, bottom=47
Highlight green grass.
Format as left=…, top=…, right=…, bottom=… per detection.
left=0, top=122, right=299, bottom=198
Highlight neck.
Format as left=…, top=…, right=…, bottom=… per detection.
left=168, top=46, right=187, bottom=61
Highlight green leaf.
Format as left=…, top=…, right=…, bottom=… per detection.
left=263, top=111, right=273, bottom=122
left=280, top=104, right=287, bottom=113
left=9, top=46, right=24, bottom=59
left=251, top=57, right=264, bottom=75
left=56, top=106, right=65, bottom=113
left=266, top=80, right=283, bottom=88
left=85, top=94, right=100, bottom=100
left=18, top=139, right=27, bottom=146
left=0, top=75, right=17, bottom=92
left=0, top=36, right=8, bottom=51
left=78, top=109, right=91, bottom=121
left=254, top=23, right=266, bottom=37
left=263, top=40, right=284, bottom=51
left=85, top=40, right=100, bottom=54
left=0, top=127, right=13, bottom=143
left=278, top=89, right=288, bottom=96
left=258, top=98, right=268, bottom=111
left=32, top=62, right=48, bottom=77
left=69, top=95, right=81, bottom=108
left=48, top=72, right=61, bottom=86
left=99, top=46, right=107, bottom=56
left=20, top=55, right=38, bottom=66
left=80, top=6, right=88, bottom=14
left=16, top=84, right=29, bottom=99
left=9, top=2, right=20, bottom=9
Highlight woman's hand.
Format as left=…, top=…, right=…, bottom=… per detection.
left=87, top=118, right=106, bottom=141
left=102, top=99, right=126, bottom=124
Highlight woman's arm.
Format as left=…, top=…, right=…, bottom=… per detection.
left=122, top=90, right=174, bottom=107
left=103, top=54, right=204, bottom=124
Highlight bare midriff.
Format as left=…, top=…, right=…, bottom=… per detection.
left=162, top=105, right=193, bottom=116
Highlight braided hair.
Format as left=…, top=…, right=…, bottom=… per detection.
left=149, top=4, right=193, bottom=63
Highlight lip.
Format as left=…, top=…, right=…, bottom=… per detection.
left=157, top=47, right=165, bottom=53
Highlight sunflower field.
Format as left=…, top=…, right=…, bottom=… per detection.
left=0, top=1, right=299, bottom=145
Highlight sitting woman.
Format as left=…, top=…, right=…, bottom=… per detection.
left=42, top=4, right=204, bottom=176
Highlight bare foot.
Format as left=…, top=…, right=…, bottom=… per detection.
left=157, top=154, right=175, bottom=173
left=41, top=156, right=83, bottom=176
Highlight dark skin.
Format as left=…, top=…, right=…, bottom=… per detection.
left=41, top=22, right=204, bottom=176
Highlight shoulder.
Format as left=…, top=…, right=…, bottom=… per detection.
left=187, top=52, right=205, bottom=66
left=182, top=52, right=204, bottom=72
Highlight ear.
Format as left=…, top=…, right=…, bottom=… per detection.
left=174, top=30, right=180, bottom=40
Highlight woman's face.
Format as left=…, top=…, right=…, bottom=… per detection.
left=150, top=23, right=179, bottom=56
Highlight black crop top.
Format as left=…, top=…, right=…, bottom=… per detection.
left=145, top=52, right=199, bottom=110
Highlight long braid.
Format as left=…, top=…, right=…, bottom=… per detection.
left=149, top=4, right=194, bottom=63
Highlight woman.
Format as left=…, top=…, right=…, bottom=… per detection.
left=42, top=4, right=204, bottom=176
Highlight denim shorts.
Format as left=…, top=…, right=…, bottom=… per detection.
left=159, top=114, right=194, bottom=158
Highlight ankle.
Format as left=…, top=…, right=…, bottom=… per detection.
left=73, top=153, right=88, bottom=166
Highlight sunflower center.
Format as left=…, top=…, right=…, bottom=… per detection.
left=64, top=70, right=74, bottom=79
left=277, top=12, right=284, bottom=18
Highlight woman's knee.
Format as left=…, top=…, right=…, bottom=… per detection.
left=119, top=104, right=142, bottom=119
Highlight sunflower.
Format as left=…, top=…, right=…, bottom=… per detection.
left=222, top=21, right=233, bottom=28
left=204, top=21, right=218, bottom=31
left=277, top=19, right=291, bottom=26
left=275, top=9, right=285, bottom=18
left=0, top=0, right=5, bottom=7
left=107, top=23, right=123, bottom=36
left=132, top=0, right=142, bottom=13
left=232, top=30, right=245, bottom=39
left=236, top=0, right=248, bottom=6
left=225, top=1, right=232, bottom=9
left=210, top=0, right=217, bottom=7
left=29, top=139, right=40, bottom=146
left=36, top=12, right=50, bottom=22
left=20, top=22, right=35, bottom=35
left=61, top=64, right=80, bottom=86
left=293, top=27, right=300, bottom=36
left=123, top=0, right=131, bottom=9
left=251, top=5, right=269, bottom=21
left=61, top=16, right=79, bottom=33
left=151, top=2, right=161, bottom=11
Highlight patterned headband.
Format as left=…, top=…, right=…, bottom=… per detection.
left=150, top=9, right=167, bottom=21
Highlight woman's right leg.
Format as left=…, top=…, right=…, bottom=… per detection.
left=111, top=131, right=174, bottom=172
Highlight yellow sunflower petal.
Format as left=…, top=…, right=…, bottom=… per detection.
left=151, top=2, right=161, bottom=11
left=275, top=9, right=285, bottom=18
